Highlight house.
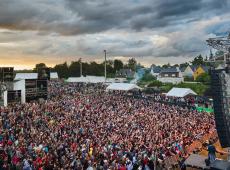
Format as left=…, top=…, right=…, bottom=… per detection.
left=179, top=66, right=186, bottom=75
left=193, top=66, right=210, bottom=80
left=116, top=69, right=135, bottom=79
left=180, top=65, right=194, bottom=78
left=150, top=66, right=162, bottom=77
left=157, top=67, right=184, bottom=84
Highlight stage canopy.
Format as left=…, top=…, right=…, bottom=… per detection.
left=166, top=87, right=197, bottom=98
left=15, top=72, right=59, bottom=80
left=15, top=73, right=38, bottom=80
left=66, top=76, right=106, bottom=83
left=106, top=83, right=141, bottom=91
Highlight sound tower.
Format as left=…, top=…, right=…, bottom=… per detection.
left=211, top=68, right=230, bottom=148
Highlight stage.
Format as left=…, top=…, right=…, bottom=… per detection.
left=184, top=154, right=230, bottom=170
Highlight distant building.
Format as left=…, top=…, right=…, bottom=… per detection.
left=193, top=66, right=210, bottom=80
left=157, top=67, right=184, bottom=84
left=116, top=69, right=135, bottom=79
left=150, top=66, right=162, bottom=77
left=180, top=65, right=194, bottom=78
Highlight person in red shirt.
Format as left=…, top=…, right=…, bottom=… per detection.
left=119, top=163, right=127, bottom=170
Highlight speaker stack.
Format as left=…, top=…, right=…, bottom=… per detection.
left=211, top=68, right=230, bottom=148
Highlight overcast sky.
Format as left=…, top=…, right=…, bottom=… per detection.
left=0, top=0, right=229, bottom=69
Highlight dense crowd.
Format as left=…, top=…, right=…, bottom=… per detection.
left=0, top=82, right=215, bottom=169
left=149, top=94, right=211, bottom=109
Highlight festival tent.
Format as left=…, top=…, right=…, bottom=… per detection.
left=106, top=83, right=141, bottom=91
left=66, top=76, right=128, bottom=83
left=86, top=76, right=105, bottom=83
left=166, top=87, right=197, bottom=98
left=50, top=72, right=59, bottom=79
left=66, top=76, right=107, bottom=83
left=15, top=72, right=59, bottom=80
left=66, top=77, right=89, bottom=83
left=14, top=73, right=38, bottom=80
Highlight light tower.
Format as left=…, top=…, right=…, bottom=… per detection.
left=104, top=50, right=107, bottom=82
left=79, top=58, right=82, bottom=77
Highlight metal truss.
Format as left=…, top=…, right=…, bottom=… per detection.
left=206, top=33, right=230, bottom=53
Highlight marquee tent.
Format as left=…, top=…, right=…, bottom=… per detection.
left=86, top=76, right=105, bottom=83
left=14, top=72, right=59, bottom=80
left=50, top=72, right=59, bottom=79
left=166, top=87, right=197, bottom=98
left=106, top=83, right=141, bottom=91
left=66, top=77, right=89, bottom=83
left=14, top=73, right=38, bottom=80
left=66, top=76, right=106, bottom=83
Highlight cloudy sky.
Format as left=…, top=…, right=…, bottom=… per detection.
left=0, top=0, right=229, bottom=69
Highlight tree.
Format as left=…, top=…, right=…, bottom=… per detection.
left=162, top=63, right=171, bottom=68
left=69, top=61, right=80, bottom=77
left=196, top=73, right=211, bottom=84
left=34, top=63, right=47, bottom=71
left=127, top=58, right=137, bottom=71
left=148, top=80, right=162, bottom=87
left=140, top=72, right=156, bottom=82
left=136, top=63, right=144, bottom=69
left=53, top=62, right=69, bottom=78
left=191, top=55, right=204, bottom=65
left=114, top=59, right=124, bottom=71
left=179, top=62, right=189, bottom=68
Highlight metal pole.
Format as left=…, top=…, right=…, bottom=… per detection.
left=224, top=53, right=227, bottom=67
left=228, top=147, right=230, bottom=162
left=104, top=50, right=107, bottom=82
left=80, top=58, right=82, bottom=77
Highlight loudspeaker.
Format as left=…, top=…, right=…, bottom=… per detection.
left=211, top=69, right=230, bottom=148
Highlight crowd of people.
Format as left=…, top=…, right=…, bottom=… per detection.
left=0, top=81, right=215, bottom=169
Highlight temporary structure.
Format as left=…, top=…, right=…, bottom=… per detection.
left=50, top=72, right=59, bottom=79
left=14, top=73, right=38, bottom=80
left=166, top=87, right=197, bottom=98
left=66, top=77, right=89, bottom=83
left=14, top=72, right=59, bottom=80
left=106, top=83, right=141, bottom=91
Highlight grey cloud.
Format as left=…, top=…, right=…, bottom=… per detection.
left=0, top=0, right=229, bottom=35
left=0, top=0, right=229, bottom=65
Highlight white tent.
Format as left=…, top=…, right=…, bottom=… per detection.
left=66, top=77, right=89, bottom=83
left=106, top=83, right=141, bottom=91
left=50, top=72, right=59, bottom=79
left=14, top=73, right=38, bottom=80
left=15, top=72, right=59, bottom=80
left=166, top=87, right=197, bottom=98
left=87, top=76, right=105, bottom=83
left=66, top=76, right=106, bottom=83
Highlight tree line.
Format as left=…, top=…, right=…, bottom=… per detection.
left=33, top=58, right=138, bottom=79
